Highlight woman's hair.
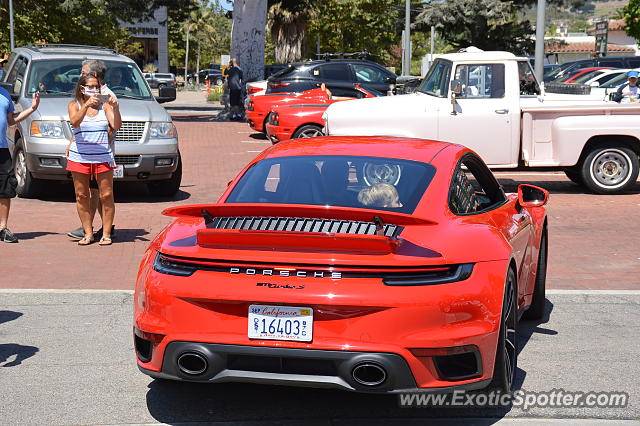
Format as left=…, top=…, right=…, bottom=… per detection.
left=358, top=183, right=400, bottom=207
left=73, top=74, right=102, bottom=104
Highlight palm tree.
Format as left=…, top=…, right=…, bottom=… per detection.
left=268, top=0, right=318, bottom=63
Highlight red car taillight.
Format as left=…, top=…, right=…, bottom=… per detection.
left=248, top=86, right=263, bottom=94
left=269, top=112, right=279, bottom=126
left=247, top=100, right=254, bottom=111
left=269, top=82, right=291, bottom=89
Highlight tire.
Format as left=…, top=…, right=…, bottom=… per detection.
left=292, top=124, right=323, bottom=139
left=563, top=168, right=583, bottom=185
left=490, top=267, right=518, bottom=393
left=158, top=83, right=166, bottom=89
left=13, top=141, right=42, bottom=198
left=522, top=226, right=547, bottom=321
left=147, top=154, right=182, bottom=197
left=579, top=144, right=639, bottom=194
left=215, top=77, right=223, bottom=86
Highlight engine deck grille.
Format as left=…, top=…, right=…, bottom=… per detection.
left=210, top=216, right=401, bottom=238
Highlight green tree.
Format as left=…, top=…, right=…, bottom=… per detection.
left=267, top=0, right=318, bottom=63
left=621, top=0, right=640, bottom=42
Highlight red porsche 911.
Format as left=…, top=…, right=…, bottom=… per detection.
left=134, top=136, right=549, bottom=394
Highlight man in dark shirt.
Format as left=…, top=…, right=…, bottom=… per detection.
left=226, top=58, right=244, bottom=120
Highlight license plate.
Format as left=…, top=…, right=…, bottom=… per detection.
left=113, top=165, right=124, bottom=179
left=248, top=305, right=313, bottom=342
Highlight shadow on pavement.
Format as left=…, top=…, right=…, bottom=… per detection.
left=498, top=178, right=640, bottom=195
left=13, top=231, right=60, bottom=240
left=35, top=182, right=191, bottom=203
left=249, top=132, right=268, bottom=140
left=171, top=114, right=219, bottom=123
left=111, top=228, right=150, bottom=243
left=0, top=311, right=23, bottom=325
left=0, top=343, right=39, bottom=367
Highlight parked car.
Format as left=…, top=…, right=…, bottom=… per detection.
left=134, top=135, right=549, bottom=393
left=144, top=72, right=177, bottom=89
left=187, top=68, right=223, bottom=86
left=265, top=84, right=381, bottom=142
left=557, top=67, right=612, bottom=83
left=324, top=50, right=640, bottom=194
left=266, top=58, right=397, bottom=95
left=544, top=56, right=640, bottom=82
left=1, top=44, right=181, bottom=197
left=575, top=68, right=629, bottom=87
left=247, top=82, right=376, bottom=134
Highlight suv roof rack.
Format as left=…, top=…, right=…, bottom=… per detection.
left=24, top=43, right=118, bottom=55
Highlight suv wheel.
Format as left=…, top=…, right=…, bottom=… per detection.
left=147, top=154, right=182, bottom=197
left=13, top=139, right=41, bottom=198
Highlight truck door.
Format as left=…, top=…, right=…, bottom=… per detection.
left=437, top=63, right=517, bottom=166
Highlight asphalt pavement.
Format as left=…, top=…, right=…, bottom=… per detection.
left=0, top=290, right=638, bottom=425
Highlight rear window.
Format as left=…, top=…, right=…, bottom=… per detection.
left=226, top=155, right=436, bottom=214
left=155, top=74, right=173, bottom=78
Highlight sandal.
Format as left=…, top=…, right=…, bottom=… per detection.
left=78, top=236, right=94, bottom=246
left=98, top=237, right=113, bottom=246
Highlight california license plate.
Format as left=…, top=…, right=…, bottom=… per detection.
left=113, top=165, right=124, bottom=179
left=248, top=305, right=313, bottom=342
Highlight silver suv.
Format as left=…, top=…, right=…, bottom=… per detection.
left=0, top=44, right=181, bottom=197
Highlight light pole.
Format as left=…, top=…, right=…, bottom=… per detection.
left=9, top=0, right=15, bottom=51
left=403, top=0, right=411, bottom=75
left=534, top=0, right=546, bottom=83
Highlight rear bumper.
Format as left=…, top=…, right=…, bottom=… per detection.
left=265, top=123, right=293, bottom=144
left=246, top=111, right=267, bottom=132
left=137, top=342, right=491, bottom=393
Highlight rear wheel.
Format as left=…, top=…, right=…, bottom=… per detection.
left=13, top=140, right=42, bottom=198
left=147, top=154, right=182, bottom=197
left=579, top=144, right=639, bottom=194
left=523, top=226, right=547, bottom=320
left=490, top=267, right=518, bottom=392
left=292, top=124, right=323, bottom=139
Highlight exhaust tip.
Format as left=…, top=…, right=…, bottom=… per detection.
left=177, top=352, right=208, bottom=375
left=352, top=362, right=387, bottom=386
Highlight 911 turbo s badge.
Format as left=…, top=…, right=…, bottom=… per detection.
left=230, top=267, right=342, bottom=279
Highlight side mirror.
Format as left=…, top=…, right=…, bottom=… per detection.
left=385, top=76, right=396, bottom=84
left=155, top=86, right=176, bottom=104
left=590, top=81, right=600, bottom=87
left=0, top=82, right=17, bottom=102
left=450, top=79, right=463, bottom=95
left=518, top=184, right=548, bottom=207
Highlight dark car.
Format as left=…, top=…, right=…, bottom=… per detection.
left=544, top=56, right=640, bottom=82
left=266, top=59, right=397, bottom=95
left=188, top=68, right=224, bottom=86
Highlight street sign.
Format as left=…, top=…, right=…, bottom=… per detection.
left=595, top=20, right=608, bottom=57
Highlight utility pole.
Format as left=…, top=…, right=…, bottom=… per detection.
left=9, top=0, right=15, bottom=51
left=534, top=0, right=546, bottom=83
left=184, top=27, right=190, bottom=88
left=403, top=0, right=411, bottom=75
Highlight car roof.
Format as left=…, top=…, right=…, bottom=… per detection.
left=261, top=136, right=458, bottom=163
left=13, top=44, right=134, bottom=63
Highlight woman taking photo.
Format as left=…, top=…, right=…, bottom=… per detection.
left=67, top=73, right=121, bottom=245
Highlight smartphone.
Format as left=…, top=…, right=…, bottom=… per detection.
left=96, top=94, right=110, bottom=103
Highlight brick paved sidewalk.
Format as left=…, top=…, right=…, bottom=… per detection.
left=0, top=119, right=638, bottom=290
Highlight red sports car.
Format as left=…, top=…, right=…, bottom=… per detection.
left=265, top=85, right=379, bottom=143
left=246, top=87, right=330, bottom=133
left=134, top=136, right=549, bottom=393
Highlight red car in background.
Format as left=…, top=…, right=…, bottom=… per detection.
left=246, top=87, right=331, bottom=133
left=134, top=136, right=549, bottom=393
left=265, top=84, right=379, bottom=143
left=556, top=67, right=613, bottom=83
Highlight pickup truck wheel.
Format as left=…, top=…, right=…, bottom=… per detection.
left=292, top=124, right=323, bottom=139
left=147, top=154, right=182, bottom=197
left=580, top=145, right=639, bottom=194
left=563, top=168, right=583, bottom=185
left=13, top=141, right=42, bottom=198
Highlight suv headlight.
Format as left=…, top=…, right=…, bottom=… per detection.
left=149, top=122, right=177, bottom=139
left=30, top=121, right=66, bottom=138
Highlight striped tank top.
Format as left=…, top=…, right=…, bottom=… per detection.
left=68, top=104, right=114, bottom=165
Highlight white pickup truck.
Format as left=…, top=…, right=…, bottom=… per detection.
left=323, top=51, right=640, bottom=194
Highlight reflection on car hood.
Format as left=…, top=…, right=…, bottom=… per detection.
left=28, top=96, right=171, bottom=122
